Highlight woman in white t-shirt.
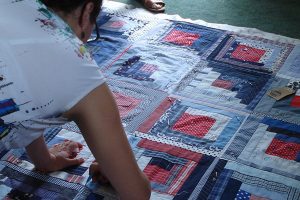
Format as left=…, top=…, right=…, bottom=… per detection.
left=0, top=0, right=150, bottom=199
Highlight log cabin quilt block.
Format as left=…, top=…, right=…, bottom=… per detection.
left=134, top=97, right=247, bottom=157
left=207, top=34, right=294, bottom=74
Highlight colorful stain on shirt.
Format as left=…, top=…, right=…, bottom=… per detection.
left=0, top=99, right=19, bottom=117
left=0, top=99, right=18, bottom=140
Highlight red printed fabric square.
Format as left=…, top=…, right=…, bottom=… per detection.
left=113, top=92, right=141, bottom=118
left=212, top=79, right=233, bottom=90
left=266, top=138, right=300, bottom=161
left=231, top=44, right=266, bottom=62
left=291, top=95, right=300, bottom=108
left=163, top=30, right=200, bottom=46
left=172, top=113, right=216, bottom=138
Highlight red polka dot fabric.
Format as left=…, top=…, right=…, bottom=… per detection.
left=164, top=30, right=200, bottom=46
left=265, top=138, right=300, bottom=161
left=172, top=113, right=216, bottom=138
left=231, top=44, right=266, bottom=62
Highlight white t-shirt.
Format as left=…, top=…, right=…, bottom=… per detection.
left=0, top=0, right=105, bottom=149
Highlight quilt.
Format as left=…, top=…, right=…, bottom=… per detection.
left=1, top=1, right=300, bottom=199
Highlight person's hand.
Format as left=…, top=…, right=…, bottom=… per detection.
left=36, top=140, right=84, bottom=172
left=89, top=161, right=110, bottom=184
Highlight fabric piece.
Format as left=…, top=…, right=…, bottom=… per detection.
left=172, top=113, right=216, bottom=138
left=135, top=99, right=246, bottom=157
left=175, top=64, right=273, bottom=111
left=144, top=158, right=174, bottom=184
left=163, top=29, right=200, bottom=46
left=231, top=44, right=266, bottom=62
left=266, top=138, right=300, bottom=162
left=207, top=34, right=294, bottom=73
left=236, top=190, right=251, bottom=200
left=223, top=116, right=300, bottom=181
left=103, top=41, right=200, bottom=92
left=135, top=138, right=201, bottom=196
left=291, top=95, right=300, bottom=108
left=212, top=79, right=234, bottom=90
left=157, top=21, right=225, bottom=56
left=113, top=92, right=141, bottom=118
left=254, top=77, right=300, bottom=124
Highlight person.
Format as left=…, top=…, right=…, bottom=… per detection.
left=139, top=0, right=166, bottom=13
left=0, top=0, right=151, bottom=199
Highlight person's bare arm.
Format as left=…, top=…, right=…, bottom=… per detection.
left=63, top=83, right=151, bottom=200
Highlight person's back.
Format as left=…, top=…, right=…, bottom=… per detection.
left=0, top=0, right=104, bottom=149
left=0, top=1, right=151, bottom=199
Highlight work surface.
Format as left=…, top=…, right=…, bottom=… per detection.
left=1, top=1, right=300, bottom=199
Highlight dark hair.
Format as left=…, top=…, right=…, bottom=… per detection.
left=40, top=0, right=102, bottom=24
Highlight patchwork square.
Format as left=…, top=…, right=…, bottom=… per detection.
left=278, top=46, right=300, bottom=79
left=87, top=34, right=128, bottom=71
left=158, top=21, right=225, bottom=56
left=231, top=44, right=266, bottom=63
left=163, top=29, right=200, bottom=46
left=254, top=77, right=300, bottom=124
left=97, top=12, right=149, bottom=39
left=175, top=62, right=273, bottom=111
left=62, top=80, right=168, bottom=133
left=103, top=42, right=200, bottom=92
left=207, top=34, right=294, bottom=74
left=202, top=161, right=300, bottom=200
left=266, top=138, right=300, bottom=162
left=144, top=158, right=174, bottom=184
left=133, top=138, right=206, bottom=197
left=113, top=58, right=158, bottom=82
left=134, top=97, right=247, bottom=157
left=113, top=92, right=141, bottom=118
left=223, top=116, right=300, bottom=181
left=172, top=113, right=216, bottom=138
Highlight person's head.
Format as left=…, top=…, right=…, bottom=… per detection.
left=41, top=0, right=102, bottom=42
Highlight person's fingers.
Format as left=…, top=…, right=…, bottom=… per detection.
left=89, top=162, right=99, bottom=175
left=89, top=162, right=110, bottom=184
left=61, top=157, right=84, bottom=169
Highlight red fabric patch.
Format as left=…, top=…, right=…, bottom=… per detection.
left=138, top=139, right=202, bottom=162
left=144, top=165, right=172, bottom=184
left=250, top=195, right=270, bottom=200
left=266, top=138, right=300, bottom=160
left=138, top=97, right=175, bottom=133
left=113, top=92, right=141, bottom=118
left=291, top=95, right=300, bottom=108
left=231, top=44, right=266, bottom=62
left=172, top=113, right=216, bottom=138
left=212, top=79, right=233, bottom=90
left=164, top=30, right=200, bottom=46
